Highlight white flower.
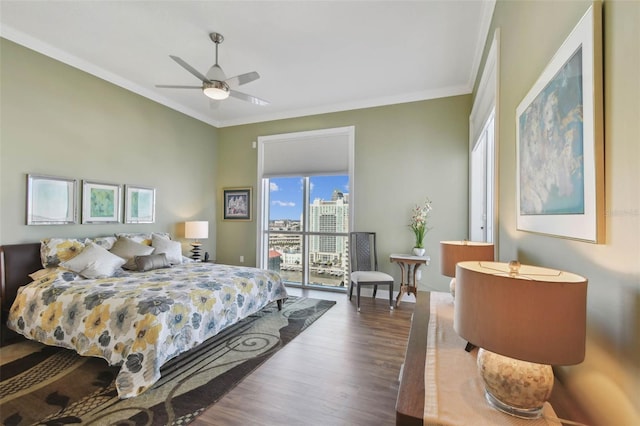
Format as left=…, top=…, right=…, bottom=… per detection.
left=409, top=198, right=433, bottom=248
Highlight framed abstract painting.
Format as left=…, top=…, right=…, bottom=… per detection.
left=516, top=4, right=604, bottom=243
left=125, top=185, right=156, bottom=224
left=26, top=174, right=78, bottom=225
left=82, top=180, right=122, bottom=224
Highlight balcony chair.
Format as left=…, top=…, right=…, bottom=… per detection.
left=348, top=232, right=394, bottom=312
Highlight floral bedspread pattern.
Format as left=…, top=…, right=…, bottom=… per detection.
left=7, top=263, right=287, bottom=398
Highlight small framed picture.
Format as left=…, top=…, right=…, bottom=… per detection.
left=125, top=185, right=156, bottom=224
left=27, top=174, right=78, bottom=225
left=82, top=180, right=122, bottom=223
left=223, top=187, right=252, bottom=221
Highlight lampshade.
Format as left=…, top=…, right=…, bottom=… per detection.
left=440, top=241, right=494, bottom=277
left=454, top=260, right=587, bottom=418
left=454, top=261, right=587, bottom=365
left=185, top=221, right=209, bottom=240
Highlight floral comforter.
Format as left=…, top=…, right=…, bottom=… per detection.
left=7, top=262, right=287, bottom=398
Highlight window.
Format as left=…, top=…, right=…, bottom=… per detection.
left=257, top=127, right=354, bottom=290
left=263, top=175, right=349, bottom=289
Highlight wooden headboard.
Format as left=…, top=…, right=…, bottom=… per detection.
left=0, top=243, right=42, bottom=313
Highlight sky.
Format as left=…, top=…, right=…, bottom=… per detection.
left=269, top=175, right=349, bottom=220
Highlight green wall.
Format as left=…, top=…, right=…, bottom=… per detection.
left=0, top=39, right=219, bottom=258
left=217, top=96, right=472, bottom=292
left=477, top=1, right=639, bottom=422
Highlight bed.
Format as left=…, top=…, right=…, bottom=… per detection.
left=0, top=239, right=288, bottom=399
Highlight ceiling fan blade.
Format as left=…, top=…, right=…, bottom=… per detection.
left=229, top=90, right=270, bottom=106
left=155, top=85, right=202, bottom=89
left=225, top=71, right=260, bottom=87
left=169, top=55, right=209, bottom=83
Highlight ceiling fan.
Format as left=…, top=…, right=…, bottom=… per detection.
left=156, top=32, right=269, bottom=106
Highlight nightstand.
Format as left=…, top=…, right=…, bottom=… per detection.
left=389, top=253, right=430, bottom=307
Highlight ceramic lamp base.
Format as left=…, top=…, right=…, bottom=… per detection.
left=449, top=277, right=456, bottom=298
left=190, top=242, right=202, bottom=261
left=477, top=348, right=553, bottom=419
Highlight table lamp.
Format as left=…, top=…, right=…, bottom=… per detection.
left=185, top=220, right=209, bottom=261
left=454, top=260, right=587, bottom=419
left=440, top=240, right=494, bottom=297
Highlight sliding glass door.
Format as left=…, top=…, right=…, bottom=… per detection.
left=263, top=175, right=349, bottom=290
left=257, top=126, right=354, bottom=291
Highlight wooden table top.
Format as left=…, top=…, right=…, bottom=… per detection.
left=395, top=291, right=429, bottom=426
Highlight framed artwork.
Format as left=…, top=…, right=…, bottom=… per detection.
left=26, top=174, right=78, bottom=225
left=223, top=187, right=252, bottom=221
left=82, top=180, right=122, bottom=224
left=125, top=185, right=156, bottom=224
left=516, top=4, right=603, bottom=243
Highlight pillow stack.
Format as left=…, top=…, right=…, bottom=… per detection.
left=111, top=234, right=184, bottom=271
left=110, top=236, right=155, bottom=270
left=38, top=232, right=186, bottom=280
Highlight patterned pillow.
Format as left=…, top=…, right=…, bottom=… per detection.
left=110, top=236, right=155, bottom=270
left=29, top=268, right=84, bottom=283
left=115, top=232, right=170, bottom=246
left=90, top=236, right=117, bottom=250
left=29, top=267, right=57, bottom=281
left=40, top=238, right=87, bottom=268
left=61, top=242, right=126, bottom=279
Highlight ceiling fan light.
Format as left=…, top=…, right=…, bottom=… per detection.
left=204, top=87, right=229, bottom=100
left=203, top=81, right=230, bottom=100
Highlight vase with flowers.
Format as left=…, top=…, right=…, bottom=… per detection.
left=409, top=198, right=433, bottom=256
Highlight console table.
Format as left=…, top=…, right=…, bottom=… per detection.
left=389, top=254, right=429, bottom=307
left=396, top=291, right=594, bottom=425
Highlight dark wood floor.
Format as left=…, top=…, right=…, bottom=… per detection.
left=194, top=288, right=414, bottom=426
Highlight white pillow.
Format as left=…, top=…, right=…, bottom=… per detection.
left=115, top=232, right=170, bottom=246
left=61, top=242, right=126, bottom=279
left=152, top=234, right=183, bottom=265
left=110, top=236, right=155, bottom=270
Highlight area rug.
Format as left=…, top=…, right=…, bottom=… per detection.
left=0, top=296, right=335, bottom=425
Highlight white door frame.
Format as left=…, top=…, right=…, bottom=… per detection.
left=469, top=29, right=499, bottom=252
